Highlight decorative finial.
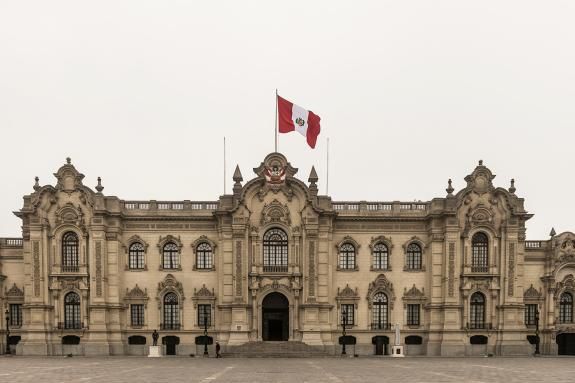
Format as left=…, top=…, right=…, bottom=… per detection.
left=478, top=160, right=483, bottom=166
left=33, top=176, right=41, bottom=191
left=508, top=178, right=516, bottom=194
left=550, top=227, right=556, bottom=237
left=66, top=157, right=71, bottom=164
left=308, top=166, right=318, bottom=184
left=95, top=177, right=104, bottom=193
left=446, top=178, right=454, bottom=196
left=233, top=165, right=243, bottom=196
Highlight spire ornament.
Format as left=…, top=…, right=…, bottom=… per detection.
left=550, top=227, right=556, bottom=237
left=33, top=176, right=41, bottom=191
left=509, top=179, right=516, bottom=194
left=233, top=165, right=243, bottom=196
left=95, top=177, right=104, bottom=194
left=446, top=178, right=454, bottom=196
left=308, top=166, right=318, bottom=197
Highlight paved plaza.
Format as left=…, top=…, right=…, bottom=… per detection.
left=1, top=356, right=575, bottom=383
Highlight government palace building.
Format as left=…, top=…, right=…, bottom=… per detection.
left=1, top=152, right=575, bottom=357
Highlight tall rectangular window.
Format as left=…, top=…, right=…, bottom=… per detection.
left=9, top=304, right=22, bottom=327
left=341, top=304, right=354, bottom=326
left=407, top=304, right=420, bottom=326
left=525, top=304, right=537, bottom=326
left=131, top=304, right=144, bottom=327
left=198, top=304, right=211, bottom=327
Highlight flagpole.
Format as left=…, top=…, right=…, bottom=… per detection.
left=223, top=136, right=226, bottom=194
left=275, top=89, right=278, bottom=152
left=326, top=137, right=330, bottom=195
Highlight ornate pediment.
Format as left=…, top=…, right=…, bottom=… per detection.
left=195, top=284, right=215, bottom=298
left=123, top=235, right=149, bottom=253
left=337, top=284, right=358, bottom=299
left=5, top=283, right=24, bottom=298
left=554, top=232, right=575, bottom=266
left=55, top=203, right=85, bottom=226
left=125, top=284, right=148, bottom=299
left=524, top=284, right=542, bottom=300
left=464, top=160, right=496, bottom=196
left=403, top=284, right=425, bottom=300
left=54, top=158, right=86, bottom=192
left=555, top=274, right=575, bottom=298
left=157, top=235, right=183, bottom=250
left=261, top=199, right=291, bottom=226
left=367, top=274, right=396, bottom=309
left=253, top=152, right=298, bottom=184
left=157, top=274, right=184, bottom=297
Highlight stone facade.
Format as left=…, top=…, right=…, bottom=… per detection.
left=1, top=153, right=574, bottom=356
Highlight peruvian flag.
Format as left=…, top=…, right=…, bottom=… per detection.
left=277, top=95, right=321, bottom=148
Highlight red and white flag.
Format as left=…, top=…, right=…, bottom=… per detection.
left=277, top=95, right=321, bottom=148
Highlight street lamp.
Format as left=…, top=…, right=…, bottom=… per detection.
left=341, top=307, right=347, bottom=355
left=534, top=306, right=540, bottom=355
left=203, top=312, right=209, bottom=356
left=5, top=309, right=10, bottom=355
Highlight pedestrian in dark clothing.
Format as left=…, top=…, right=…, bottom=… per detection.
left=215, top=342, right=221, bottom=358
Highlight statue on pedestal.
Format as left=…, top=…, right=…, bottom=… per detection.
left=152, top=330, right=159, bottom=346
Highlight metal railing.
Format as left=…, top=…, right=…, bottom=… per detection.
left=61, top=265, right=80, bottom=273
left=467, top=322, right=492, bottom=330
left=471, top=266, right=489, bottom=273
left=371, top=322, right=392, bottom=330
left=58, top=321, right=84, bottom=330
left=263, top=265, right=288, bottom=273
left=160, top=323, right=181, bottom=330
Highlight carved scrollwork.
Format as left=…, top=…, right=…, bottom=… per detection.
left=260, top=199, right=292, bottom=226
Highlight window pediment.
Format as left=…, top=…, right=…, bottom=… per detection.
left=336, top=284, right=359, bottom=302
left=403, top=284, right=426, bottom=303
left=524, top=284, right=543, bottom=301
left=157, top=235, right=183, bottom=251
left=260, top=199, right=291, bottom=226
left=123, top=235, right=149, bottom=253
left=125, top=284, right=149, bottom=302
left=367, top=274, right=395, bottom=308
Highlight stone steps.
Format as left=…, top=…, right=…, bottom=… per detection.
left=224, top=341, right=333, bottom=358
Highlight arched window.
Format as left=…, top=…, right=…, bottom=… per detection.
left=64, top=292, right=81, bottom=329
left=560, top=292, right=573, bottom=323
left=163, top=292, right=179, bottom=330
left=263, top=228, right=288, bottom=272
left=470, top=292, right=486, bottom=329
left=471, top=232, right=489, bottom=272
left=162, top=242, right=179, bottom=269
left=196, top=243, right=213, bottom=270
left=128, top=242, right=145, bottom=270
left=406, top=243, right=422, bottom=270
left=372, top=292, right=389, bottom=330
left=62, top=232, right=79, bottom=272
left=372, top=243, right=389, bottom=270
left=339, top=243, right=356, bottom=270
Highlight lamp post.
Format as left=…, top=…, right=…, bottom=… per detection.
left=5, top=309, right=10, bottom=355
left=203, top=312, right=209, bottom=356
left=341, top=308, right=347, bottom=355
left=534, top=307, right=540, bottom=356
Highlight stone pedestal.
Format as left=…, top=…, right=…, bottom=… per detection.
left=391, top=345, right=405, bottom=357
left=148, top=345, right=162, bottom=357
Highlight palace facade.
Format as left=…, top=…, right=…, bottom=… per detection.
left=1, top=153, right=575, bottom=356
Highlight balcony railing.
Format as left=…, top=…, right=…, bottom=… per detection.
left=160, top=323, right=181, bottom=330
left=525, top=241, right=542, bottom=249
left=471, top=266, right=489, bottom=273
left=61, top=265, right=80, bottom=273
left=58, top=321, right=84, bottom=330
left=467, top=322, right=492, bottom=330
left=263, top=265, right=288, bottom=273
left=123, top=201, right=219, bottom=211
left=371, top=322, right=392, bottom=330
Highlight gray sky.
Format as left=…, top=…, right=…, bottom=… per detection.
left=1, top=1, right=574, bottom=239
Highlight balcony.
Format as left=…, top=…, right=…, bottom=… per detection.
left=471, top=266, right=489, bottom=273
left=160, top=323, right=181, bottom=330
left=61, top=265, right=80, bottom=273
left=263, top=265, right=288, bottom=273
left=370, top=322, right=392, bottom=330
left=58, top=321, right=84, bottom=330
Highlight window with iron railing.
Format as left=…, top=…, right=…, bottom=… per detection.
left=198, top=304, right=211, bottom=327
left=9, top=304, right=22, bottom=328
left=407, top=304, right=420, bottom=326
left=372, top=243, right=389, bottom=270
left=339, top=243, right=356, bottom=270
left=131, top=304, right=145, bottom=327
left=525, top=304, right=538, bottom=326
left=196, top=243, right=213, bottom=270
left=62, top=231, right=79, bottom=272
left=560, top=292, right=573, bottom=323
left=471, top=232, right=489, bottom=273
left=341, top=304, right=354, bottom=326
left=163, top=292, right=179, bottom=329
left=372, top=292, right=388, bottom=329
left=64, top=292, right=81, bottom=329
left=129, top=242, right=145, bottom=270
left=263, top=228, right=288, bottom=273
left=469, top=292, right=486, bottom=329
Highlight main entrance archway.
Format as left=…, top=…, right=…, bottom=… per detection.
left=262, top=292, right=289, bottom=341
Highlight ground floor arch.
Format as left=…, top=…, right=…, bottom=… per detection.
left=262, top=292, right=289, bottom=341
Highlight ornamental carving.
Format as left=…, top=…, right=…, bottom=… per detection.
left=122, top=235, right=149, bottom=253
left=157, top=274, right=184, bottom=298
left=260, top=199, right=291, bottom=226
left=157, top=235, right=183, bottom=250
left=524, top=284, right=542, bottom=300
left=5, top=283, right=24, bottom=298
left=554, top=274, right=575, bottom=299
left=194, top=284, right=215, bottom=298
left=126, top=284, right=148, bottom=299
left=55, top=203, right=85, bottom=227
left=338, top=284, right=358, bottom=298
left=366, top=274, right=395, bottom=308
left=554, top=232, right=575, bottom=266
left=369, top=235, right=393, bottom=251
left=403, top=284, right=425, bottom=300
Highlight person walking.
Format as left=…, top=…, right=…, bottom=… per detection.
left=215, top=341, right=221, bottom=358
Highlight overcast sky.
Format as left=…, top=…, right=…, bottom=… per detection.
left=1, top=1, right=574, bottom=239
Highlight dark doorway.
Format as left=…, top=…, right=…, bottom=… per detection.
left=557, top=333, right=575, bottom=355
left=62, top=335, right=80, bottom=345
left=262, top=292, right=289, bottom=341
left=372, top=336, right=389, bottom=355
left=162, top=335, right=180, bottom=356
